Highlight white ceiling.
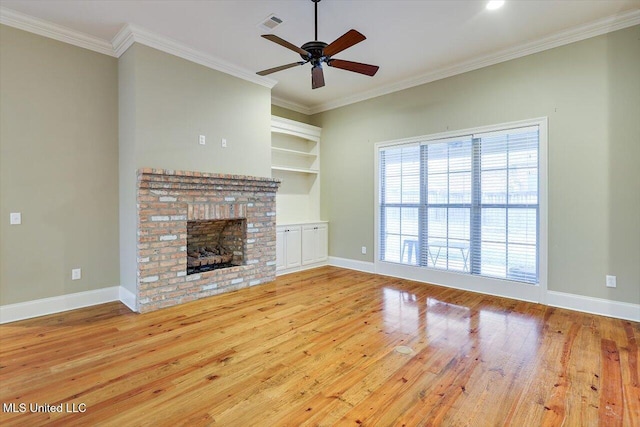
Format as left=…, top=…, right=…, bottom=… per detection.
left=1, top=0, right=639, bottom=114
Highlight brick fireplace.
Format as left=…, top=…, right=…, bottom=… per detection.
left=136, top=168, right=280, bottom=313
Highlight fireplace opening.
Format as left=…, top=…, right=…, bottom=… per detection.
left=186, top=219, right=246, bottom=275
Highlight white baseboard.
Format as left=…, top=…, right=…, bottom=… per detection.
left=329, top=257, right=639, bottom=322
left=2, top=274, right=636, bottom=324
left=0, top=286, right=136, bottom=324
left=276, top=261, right=329, bottom=276
left=118, top=286, right=138, bottom=312
left=328, top=256, right=376, bottom=273
left=547, top=291, right=639, bottom=322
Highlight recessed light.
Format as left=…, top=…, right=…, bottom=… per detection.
left=486, top=0, right=505, bottom=10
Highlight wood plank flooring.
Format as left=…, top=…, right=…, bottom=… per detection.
left=0, top=266, right=638, bottom=426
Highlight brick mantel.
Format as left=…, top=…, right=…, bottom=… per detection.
left=136, top=168, right=280, bottom=312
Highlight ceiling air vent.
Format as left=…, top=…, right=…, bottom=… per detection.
left=258, top=14, right=283, bottom=31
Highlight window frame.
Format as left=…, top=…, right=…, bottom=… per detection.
left=374, top=118, right=548, bottom=304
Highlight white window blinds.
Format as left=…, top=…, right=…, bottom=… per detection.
left=379, top=144, right=420, bottom=264
left=379, top=125, right=539, bottom=284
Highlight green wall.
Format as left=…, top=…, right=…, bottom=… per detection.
left=1, top=29, right=272, bottom=305
left=0, top=25, right=119, bottom=304
left=313, top=25, right=640, bottom=305
left=271, top=104, right=314, bottom=125
left=118, top=44, right=272, bottom=294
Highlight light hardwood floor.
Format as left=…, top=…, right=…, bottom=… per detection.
left=1, top=266, right=638, bottom=426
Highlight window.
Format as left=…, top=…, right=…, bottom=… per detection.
left=378, top=124, right=540, bottom=284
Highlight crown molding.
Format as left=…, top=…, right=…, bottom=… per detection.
left=1, top=7, right=276, bottom=89
left=111, top=24, right=277, bottom=89
left=271, top=96, right=313, bottom=115
left=111, top=23, right=136, bottom=57
left=306, top=9, right=640, bottom=114
left=3, top=5, right=637, bottom=111
left=0, top=7, right=116, bottom=56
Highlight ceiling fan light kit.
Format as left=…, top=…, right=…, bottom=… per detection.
left=257, top=0, right=379, bottom=89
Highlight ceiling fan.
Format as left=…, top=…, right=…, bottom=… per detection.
left=256, top=0, right=379, bottom=89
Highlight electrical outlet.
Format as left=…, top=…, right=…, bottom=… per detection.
left=361, top=246, right=367, bottom=255
left=199, top=135, right=206, bottom=145
left=10, top=212, right=21, bottom=225
left=606, top=275, right=616, bottom=288
left=72, top=268, right=82, bottom=280
left=221, top=138, right=227, bottom=148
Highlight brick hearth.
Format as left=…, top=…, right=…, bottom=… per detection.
left=136, top=168, right=280, bottom=312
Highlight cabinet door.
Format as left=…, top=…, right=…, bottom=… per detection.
left=285, top=226, right=302, bottom=269
left=301, top=225, right=316, bottom=265
left=276, top=227, right=286, bottom=271
left=316, top=224, right=328, bottom=262
left=302, top=223, right=328, bottom=265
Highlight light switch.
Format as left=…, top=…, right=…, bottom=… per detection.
left=199, top=135, right=206, bottom=145
left=10, top=212, right=21, bottom=225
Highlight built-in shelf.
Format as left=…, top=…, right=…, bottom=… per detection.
left=271, top=147, right=316, bottom=158
left=271, top=116, right=323, bottom=224
left=271, top=166, right=319, bottom=174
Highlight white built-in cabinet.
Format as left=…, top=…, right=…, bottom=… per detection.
left=272, top=116, right=328, bottom=275
left=276, top=222, right=328, bottom=274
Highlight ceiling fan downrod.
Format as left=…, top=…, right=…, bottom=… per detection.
left=313, top=0, right=320, bottom=41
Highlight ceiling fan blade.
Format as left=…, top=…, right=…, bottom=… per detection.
left=257, top=62, right=306, bottom=76
left=261, top=34, right=310, bottom=57
left=323, top=29, right=366, bottom=57
left=328, top=59, right=379, bottom=76
left=311, top=65, right=325, bottom=89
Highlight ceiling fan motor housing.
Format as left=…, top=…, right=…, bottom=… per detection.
left=301, top=41, right=328, bottom=62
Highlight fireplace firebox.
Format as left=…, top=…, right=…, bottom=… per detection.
left=186, top=219, right=246, bottom=275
